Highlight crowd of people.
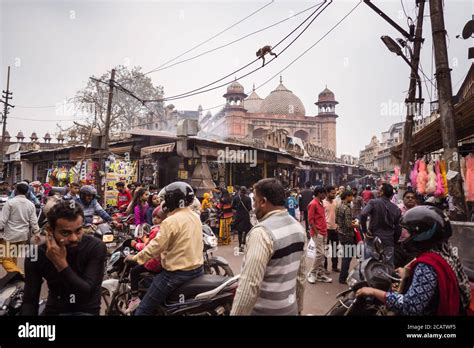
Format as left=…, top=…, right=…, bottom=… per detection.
left=0, top=177, right=471, bottom=316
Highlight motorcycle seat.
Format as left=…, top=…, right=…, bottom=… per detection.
left=168, top=275, right=228, bottom=301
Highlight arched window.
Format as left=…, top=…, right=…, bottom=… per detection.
left=253, top=128, right=267, bottom=138
left=294, top=129, right=309, bottom=141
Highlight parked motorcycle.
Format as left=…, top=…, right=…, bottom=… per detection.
left=201, top=208, right=219, bottom=236
left=0, top=272, right=46, bottom=316
left=101, top=242, right=239, bottom=316
left=202, top=224, right=233, bottom=277
left=326, top=238, right=399, bottom=316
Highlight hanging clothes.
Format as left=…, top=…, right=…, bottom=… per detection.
left=465, top=153, right=474, bottom=202
left=417, top=160, right=428, bottom=194
left=426, top=162, right=437, bottom=194
left=440, top=160, right=449, bottom=196
left=435, top=161, right=445, bottom=197
left=410, top=160, right=419, bottom=189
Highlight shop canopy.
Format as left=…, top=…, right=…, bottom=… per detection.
left=140, top=142, right=176, bottom=157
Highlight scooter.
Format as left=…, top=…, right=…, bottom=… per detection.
left=326, top=237, right=399, bottom=316
left=0, top=272, right=46, bottom=316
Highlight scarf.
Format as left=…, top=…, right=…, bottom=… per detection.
left=410, top=241, right=471, bottom=314
left=431, top=241, right=472, bottom=311
left=411, top=252, right=460, bottom=315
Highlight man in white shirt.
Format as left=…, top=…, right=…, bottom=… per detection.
left=0, top=182, right=40, bottom=274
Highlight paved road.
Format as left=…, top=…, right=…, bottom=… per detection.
left=213, top=235, right=357, bottom=315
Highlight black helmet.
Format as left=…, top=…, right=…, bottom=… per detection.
left=158, top=182, right=194, bottom=212
left=80, top=185, right=97, bottom=202
left=400, top=205, right=452, bottom=251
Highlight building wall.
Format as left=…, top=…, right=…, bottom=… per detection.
left=225, top=112, right=337, bottom=154
left=21, top=162, right=33, bottom=182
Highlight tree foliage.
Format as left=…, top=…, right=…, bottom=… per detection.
left=57, top=65, right=164, bottom=142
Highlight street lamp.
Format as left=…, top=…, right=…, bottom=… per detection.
left=381, top=35, right=403, bottom=56
left=381, top=35, right=423, bottom=115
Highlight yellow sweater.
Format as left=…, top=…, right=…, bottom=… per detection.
left=133, top=207, right=204, bottom=271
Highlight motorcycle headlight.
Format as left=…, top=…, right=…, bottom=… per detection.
left=204, top=234, right=217, bottom=248
left=102, top=234, right=114, bottom=243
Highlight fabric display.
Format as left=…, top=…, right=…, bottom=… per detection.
left=105, top=160, right=138, bottom=207
left=463, top=153, right=474, bottom=202
left=390, top=166, right=400, bottom=187
left=46, top=166, right=73, bottom=187
left=409, top=159, right=448, bottom=197
left=45, top=160, right=99, bottom=186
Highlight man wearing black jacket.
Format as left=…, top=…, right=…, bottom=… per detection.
left=298, top=182, right=313, bottom=239
left=20, top=200, right=106, bottom=316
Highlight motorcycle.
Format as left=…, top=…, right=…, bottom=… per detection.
left=201, top=208, right=219, bottom=236
left=90, top=216, right=118, bottom=255
left=103, top=225, right=234, bottom=280
left=101, top=240, right=239, bottom=316
left=91, top=214, right=136, bottom=255
left=326, top=237, right=399, bottom=316
left=202, top=224, right=233, bottom=277
left=0, top=272, right=46, bottom=316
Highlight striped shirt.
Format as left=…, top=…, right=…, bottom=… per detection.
left=230, top=209, right=307, bottom=315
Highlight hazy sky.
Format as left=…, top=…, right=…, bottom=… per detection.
left=1, top=0, right=472, bottom=156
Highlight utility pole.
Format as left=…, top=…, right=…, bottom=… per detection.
left=97, top=68, right=115, bottom=206
left=103, top=68, right=116, bottom=151
left=400, top=1, right=425, bottom=191
left=429, top=0, right=467, bottom=219
left=0, top=66, right=14, bottom=179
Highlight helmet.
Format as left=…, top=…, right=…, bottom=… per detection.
left=400, top=205, right=452, bottom=251
left=80, top=185, right=97, bottom=200
left=158, top=181, right=194, bottom=212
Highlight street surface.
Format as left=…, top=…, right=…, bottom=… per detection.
left=213, top=235, right=354, bottom=315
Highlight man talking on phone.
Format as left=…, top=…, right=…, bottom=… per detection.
left=20, top=200, right=107, bottom=316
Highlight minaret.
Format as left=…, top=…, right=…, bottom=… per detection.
left=315, top=86, right=338, bottom=155
left=222, top=79, right=248, bottom=137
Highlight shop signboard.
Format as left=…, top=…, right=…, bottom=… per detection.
left=104, top=160, right=138, bottom=207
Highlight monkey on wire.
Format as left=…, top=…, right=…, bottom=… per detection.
left=256, top=45, right=278, bottom=67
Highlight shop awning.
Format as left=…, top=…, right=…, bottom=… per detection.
left=6, top=143, right=21, bottom=155
left=391, top=96, right=474, bottom=159
left=141, top=142, right=176, bottom=157
left=110, top=145, right=133, bottom=155
left=277, top=154, right=299, bottom=166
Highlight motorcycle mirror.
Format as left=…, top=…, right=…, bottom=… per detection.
left=374, top=237, right=384, bottom=255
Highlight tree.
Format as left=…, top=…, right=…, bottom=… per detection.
left=57, top=65, right=164, bottom=142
